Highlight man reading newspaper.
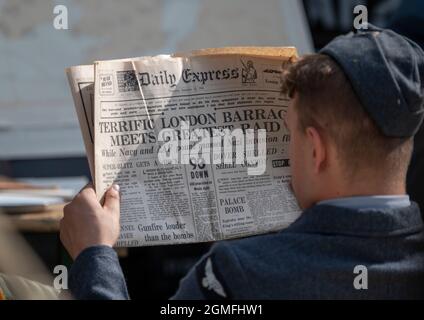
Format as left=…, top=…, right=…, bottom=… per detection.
left=60, top=26, right=424, bottom=299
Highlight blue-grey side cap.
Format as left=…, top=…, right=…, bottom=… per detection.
left=320, top=25, right=424, bottom=138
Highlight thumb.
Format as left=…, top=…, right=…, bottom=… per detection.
left=103, top=184, right=121, bottom=216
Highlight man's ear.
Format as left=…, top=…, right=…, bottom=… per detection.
left=305, top=126, right=326, bottom=174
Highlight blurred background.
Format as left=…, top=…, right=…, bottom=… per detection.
left=0, top=0, right=422, bottom=299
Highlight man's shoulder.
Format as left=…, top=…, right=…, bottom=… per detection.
left=173, top=230, right=307, bottom=300
left=218, top=226, right=318, bottom=268
left=204, top=229, right=316, bottom=297
left=213, top=228, right=307, bottom=262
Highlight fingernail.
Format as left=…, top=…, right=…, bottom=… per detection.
left=112, top=184, right=120, bottom=192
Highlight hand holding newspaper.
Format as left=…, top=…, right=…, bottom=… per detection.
left=66, top=47, right=301, bottom=247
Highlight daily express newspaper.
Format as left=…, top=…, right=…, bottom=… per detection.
left=67, top=47, right=301, bottom=247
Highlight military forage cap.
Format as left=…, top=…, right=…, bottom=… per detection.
left=320, top=24, right=424, bottom=138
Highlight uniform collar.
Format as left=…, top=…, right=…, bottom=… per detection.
left=317, top=195, right=411, bottom=210
left=286, top=202, right=423, bottom=237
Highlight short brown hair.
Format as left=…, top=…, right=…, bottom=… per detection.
left=281, top=54, right=413, bottom=181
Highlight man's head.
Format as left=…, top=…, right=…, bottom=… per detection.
left=282, top=54, right=414, bottom=209
left=281, top=25, right=424, bottom=210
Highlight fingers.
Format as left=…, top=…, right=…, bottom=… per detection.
left=78, top=182, right=96, bottom=198
left=103, top=184, right=121, bottom=216
left=70, top=182, right=101, bottom=210
left=60, top=183, right=121, bottom=260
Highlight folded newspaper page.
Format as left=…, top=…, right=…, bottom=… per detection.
left=67, top=47, right=302, bottom=247
left=66, top=65, right=95, bottom=178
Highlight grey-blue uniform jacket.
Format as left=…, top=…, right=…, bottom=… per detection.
left=68, top=197, right=424, bottom=299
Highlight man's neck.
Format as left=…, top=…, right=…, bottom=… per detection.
left=319, top=175, right=407, bottom=203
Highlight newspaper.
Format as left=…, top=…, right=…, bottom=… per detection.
left=66, top=65, right=95, bottom=178
left=67, top=47, right=302, bottom=247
